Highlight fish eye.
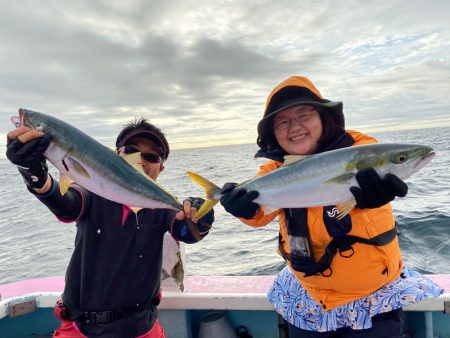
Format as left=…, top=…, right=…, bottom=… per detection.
left=393, top=153, right=408, bottom=164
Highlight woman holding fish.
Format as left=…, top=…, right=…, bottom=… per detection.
left=6, top=117, right=214, bottom=338
left=219, top=76, right=443, bottom=337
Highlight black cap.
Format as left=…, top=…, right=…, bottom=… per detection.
left=116, top=121, right=169, bottom=161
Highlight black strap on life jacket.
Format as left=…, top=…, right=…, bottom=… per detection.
left=283, top=208, right=317, bottom=276
left=278, top=226, right=398, bottom=277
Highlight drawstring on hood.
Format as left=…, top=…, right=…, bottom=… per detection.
left=255, top=76, right=345, bottom=161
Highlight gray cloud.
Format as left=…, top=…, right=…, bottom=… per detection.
left=1, top=0, right=450, bottom=156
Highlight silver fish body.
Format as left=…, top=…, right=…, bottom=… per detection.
left=188, top=142, right=435, bottom=219
left=240, top=143, right=435, bottom=209
left=12, top=108, right=182, bottom=210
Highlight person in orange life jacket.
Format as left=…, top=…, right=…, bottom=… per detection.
left=6, top=117, right=214, bottom=338
left=220, top=76, right=443, bottom=337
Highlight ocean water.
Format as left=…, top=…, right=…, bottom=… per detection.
left=0, top=127, right=449, bottom=285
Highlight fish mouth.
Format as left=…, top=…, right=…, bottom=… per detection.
left=413, top=150, right=435, bottom=170
left=19, top=109, right=25, bottom=126
left=423, top=151, right=436, bottom=162
left=10, top=108, right=25, bottom=128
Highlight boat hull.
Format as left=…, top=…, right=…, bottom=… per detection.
left=1, top=275, right=449, bottom=338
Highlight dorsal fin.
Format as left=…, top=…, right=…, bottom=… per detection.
left=122, top=152, right=146, bottom=177
left=121, top=152, right=182, bottom=205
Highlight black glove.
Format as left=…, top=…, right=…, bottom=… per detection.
left=6, top=135, right=51, bottom=190
left=179, top=197, right=214, bottom=243
left=350, top=168, right=408, bottom=209
left=220, top=182, right=260, bottom=219
left=184, top=197, right=214, bottom=229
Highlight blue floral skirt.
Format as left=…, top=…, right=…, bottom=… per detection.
left=267, top=266, right=443, bottom=332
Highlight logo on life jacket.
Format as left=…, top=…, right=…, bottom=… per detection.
left=323, top=206, right=352, bottom=237
left=326, top=207, right=339, bottom=218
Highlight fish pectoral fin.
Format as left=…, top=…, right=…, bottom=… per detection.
left=336, top=199, right=357, bottom=220
left=284, top=155, right=308, bottom=165
left=65, top=156, right=91, bottom=178
left=59, top=156, right=89, bottom=194
left=324, top=173, right=355, bottom=185
left=59, top=174, right=73, bottom=195
left=261, top=205, right=278, bottom=215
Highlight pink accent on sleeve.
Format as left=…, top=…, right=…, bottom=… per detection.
left=122, top=205, right=131, bottom=226
left=56, top=185, right=86, bottom=223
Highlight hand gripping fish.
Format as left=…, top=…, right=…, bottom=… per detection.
left=11, top=108, right=183, bottom=211
left=188, top=143, right=435, bottom=220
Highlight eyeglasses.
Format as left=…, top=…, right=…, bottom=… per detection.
left=120, top=145, right=163, bottom=164
left=273, top=106, right=317, bottom=131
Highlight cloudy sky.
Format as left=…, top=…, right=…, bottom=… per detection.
left=1, top=0, right=450, bottom=154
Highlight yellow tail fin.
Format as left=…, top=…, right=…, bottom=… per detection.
left=186, top=171, right=221, bottom=220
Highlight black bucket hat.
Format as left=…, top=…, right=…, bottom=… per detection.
left=256, top=76, right=344, bottom=159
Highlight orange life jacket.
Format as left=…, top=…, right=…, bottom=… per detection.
left=242, top=130, right=403, bottom=311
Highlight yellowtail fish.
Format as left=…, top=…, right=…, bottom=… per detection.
left=188, top=143, right=435, bottom=220
left=11, top=108, right=182, bottom=210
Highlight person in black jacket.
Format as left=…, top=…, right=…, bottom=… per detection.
left=6, top=117, right=214, bottom=338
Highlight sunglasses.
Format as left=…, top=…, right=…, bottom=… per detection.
left=120, top=145, right=163, bottom=164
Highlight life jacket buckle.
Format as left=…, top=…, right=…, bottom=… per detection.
left=338, top=246, right=354, bottom=258
left=320, top=267, right=333, bottom=277
left=84, top=310, right=122, bottom=324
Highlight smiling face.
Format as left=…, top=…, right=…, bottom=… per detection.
left=273, top=105, right=323, bottom=155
